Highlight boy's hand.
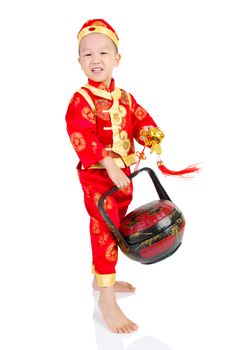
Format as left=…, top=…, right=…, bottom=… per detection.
left=100, top=157, right=130, bottom=189
left=139, top=126, right=155, bottom=142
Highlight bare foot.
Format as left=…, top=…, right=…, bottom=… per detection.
left=92, top=276, right=136, bottom=293
left=98, top=286, right=138, bottom=333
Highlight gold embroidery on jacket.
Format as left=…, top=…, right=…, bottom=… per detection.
left=95, top=99, right=111, bottom=120
left=134, top=106, right=147, bottom=120
left=78, top=85, right=137, bottom=167
left=104, top=89, right=131, bottom=159
left=81, top=106, right=96, bottom=124
left=70, top=132, right=86, bottom=152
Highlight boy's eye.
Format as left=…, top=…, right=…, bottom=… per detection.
left=84, top=53, right=91, bottom=57
left=101, top=52, right=108, bottom=55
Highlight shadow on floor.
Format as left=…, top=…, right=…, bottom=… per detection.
left=92, top=292, right=173, bottom=350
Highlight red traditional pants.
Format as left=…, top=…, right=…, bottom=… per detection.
left=78, top=167, right=133, bottom=287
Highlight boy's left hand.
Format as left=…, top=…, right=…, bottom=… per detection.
left=139, top=126, right=155, bottom=142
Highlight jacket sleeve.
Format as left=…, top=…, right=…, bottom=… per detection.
left=129, top=93, right=159, bottom=147
left=65, top=92, right=107, bottom=168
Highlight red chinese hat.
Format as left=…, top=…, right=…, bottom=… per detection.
left=77, top=19, right=119, bottom=48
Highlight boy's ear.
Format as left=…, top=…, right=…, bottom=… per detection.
left=115, top=53, right=121, bottom=67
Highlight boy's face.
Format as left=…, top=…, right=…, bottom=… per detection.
left=78, top=33, right=121, bottom=87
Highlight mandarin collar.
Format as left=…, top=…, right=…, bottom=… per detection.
left=88, top=79, right=115, bottom=92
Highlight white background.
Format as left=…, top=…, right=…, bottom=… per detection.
left=0, top=0, right=231, bottom=349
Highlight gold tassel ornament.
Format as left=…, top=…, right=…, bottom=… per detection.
left=138, top=127, right=200, bottom=177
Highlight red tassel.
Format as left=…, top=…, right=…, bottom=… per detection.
left=157, top=160, right=201, bottom=177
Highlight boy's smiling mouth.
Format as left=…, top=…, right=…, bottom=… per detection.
left=92, top=67, right=103, bottom=73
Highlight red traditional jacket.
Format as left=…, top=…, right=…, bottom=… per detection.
left=65, top=79, right=157, bottom=169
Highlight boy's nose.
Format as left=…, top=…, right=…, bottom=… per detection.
left=92, top=55, right=101, bottom=64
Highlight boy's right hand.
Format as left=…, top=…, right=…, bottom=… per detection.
left=99, top=157, right=130, bottom=190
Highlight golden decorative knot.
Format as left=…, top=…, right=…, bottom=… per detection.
left=140, top=127, right=165, bottom=155
left=136, top=151, right=146, bottom=160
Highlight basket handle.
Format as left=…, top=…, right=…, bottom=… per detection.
left=99, top=167, right=171, bottom=204
left=98, top=167, right=171, bottom=244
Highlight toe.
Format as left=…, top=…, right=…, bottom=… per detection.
left=131, top=322, right=139, bottom=331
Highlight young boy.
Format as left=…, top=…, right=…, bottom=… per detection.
left=65, top=19, right=160, bottom=333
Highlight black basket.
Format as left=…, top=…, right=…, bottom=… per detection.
left=98, top=167, right=185, bottom=264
